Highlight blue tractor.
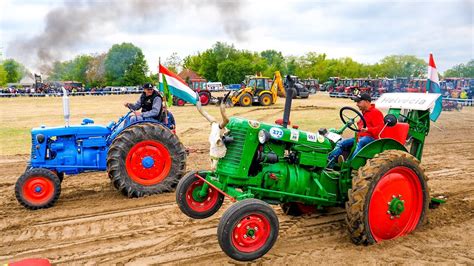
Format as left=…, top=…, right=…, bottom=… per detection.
left=15, top=88, right=186, bottom=210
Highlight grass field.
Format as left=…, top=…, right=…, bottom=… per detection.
left=0, top=93, right=353, bottom=156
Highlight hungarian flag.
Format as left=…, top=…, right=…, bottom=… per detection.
left=159, top=64, right=198, bottom=105
left=426, top=53, right=442, bottom=121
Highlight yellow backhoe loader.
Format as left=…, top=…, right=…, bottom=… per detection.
left=229, top=71, right=286, bottom=107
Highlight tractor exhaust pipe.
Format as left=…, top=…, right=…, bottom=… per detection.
left=61, top=87, right=70, bottom=127
left=282, top=75, right=295, bottom=128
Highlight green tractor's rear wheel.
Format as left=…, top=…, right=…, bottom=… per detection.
left=218, top=199, right=279, bottom=261
left=15, top=168, right=61, bottom=210
left=176, top=171, right=224, bottom=219
left=107, top=123, right=186, bottom=198
left=239, top=93, right=252, bottom=107
left=346, top=150, right=429, bottom=245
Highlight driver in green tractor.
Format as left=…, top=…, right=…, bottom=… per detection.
left=327, top=92, right=384, bottom=167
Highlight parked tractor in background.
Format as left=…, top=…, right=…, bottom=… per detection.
left=229, top=71, right=286, bottom=107
left=176, top=76, right=441, bottom=261
left=15, top=88, right=186, bottom=210
left=322, top=77, right=339, bottom=92
left=173, top=79, right=212, bottom=106
left=283, top=75, right=310, bottom=99
left=406, top=79, right=427, bottom=93
left=301, top=78, right=320, bottom=94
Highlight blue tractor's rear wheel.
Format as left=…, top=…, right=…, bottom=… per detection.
left=107, top=123, right=186, bottom=198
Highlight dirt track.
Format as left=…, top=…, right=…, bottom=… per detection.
left=0, top=95, right=473, bottom=264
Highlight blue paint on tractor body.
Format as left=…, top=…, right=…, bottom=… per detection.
left=28, top=112, right=173, bottom=175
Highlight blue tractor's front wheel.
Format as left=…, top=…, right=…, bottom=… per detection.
left=15, top=168, right=61, bottom=210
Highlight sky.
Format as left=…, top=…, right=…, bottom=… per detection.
left=0, top=0, right=473, bottom=74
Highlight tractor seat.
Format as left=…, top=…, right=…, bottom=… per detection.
left=379, top=122, right=410, bottom=145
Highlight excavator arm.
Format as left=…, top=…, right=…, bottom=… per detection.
left=271, top=71, right=286, bottom=101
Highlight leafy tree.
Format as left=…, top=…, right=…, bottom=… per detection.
left=0, top=65, right=7, bottom=86
left=48, top=55, right=92, bottom=84
left=123, top=50, right=149, bottom=86
left=377, top=55, right=426, bottom=78
left=444, top=60, right=474, bottom=78
left=2, top=59, right=24, bottom=83
left=217, top=58, right=254, bottom=84
left=86, top=53, right=107, bottom=87
left=164, top=52, right=182, bottom=73
left=104, top=43, right=145, bottom=86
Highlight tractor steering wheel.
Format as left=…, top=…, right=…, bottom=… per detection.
left=339, top=106, right=367, bottom=132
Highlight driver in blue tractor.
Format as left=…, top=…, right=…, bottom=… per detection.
left=124, top=83, right=176, bottom=131
left=327, top=93, right=384, bottom=168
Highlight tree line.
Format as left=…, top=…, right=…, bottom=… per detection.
left=0, top=42, right=473, bottom=87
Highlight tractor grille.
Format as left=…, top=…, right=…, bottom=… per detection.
left=217, top=127, right=248, bottom=176
left=30, top=134, right=36, bottom=157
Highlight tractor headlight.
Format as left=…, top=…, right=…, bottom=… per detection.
left=36, top=134, right=45, bottom=144
left=258, top=130, right=270, bottom=144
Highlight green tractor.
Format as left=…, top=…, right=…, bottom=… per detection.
left=176, top=80, right=441, bottom=261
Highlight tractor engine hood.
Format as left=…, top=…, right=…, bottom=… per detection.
left=32, top=124, right=111, bottom=138
left=225, top=117, right=331, bottom=149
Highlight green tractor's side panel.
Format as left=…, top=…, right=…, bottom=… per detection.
left=214, top=117, right=340, bottom=205
left=216, top=117, right=332, bottom=179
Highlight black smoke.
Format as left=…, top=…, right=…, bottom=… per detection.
left=7, top=0, right=249, bottom=72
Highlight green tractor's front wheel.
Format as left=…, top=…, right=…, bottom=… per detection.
left=218, top=199, right=279, bottom=261
left=176, top=171, right=224, bottom=219
left=346, top=150, right=429, bottom=245
left=107, top=123, right=186, bottom=198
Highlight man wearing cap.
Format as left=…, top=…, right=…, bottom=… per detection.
left=124, top=83, right=164, bottom=122
left=327, top=93, right=384, bottom=168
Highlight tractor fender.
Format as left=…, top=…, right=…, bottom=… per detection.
left=109, top=119, right=168, bottom=143
left=350, top=138, right=408, bottom=170
left=257, top=90, right=271, bottom=97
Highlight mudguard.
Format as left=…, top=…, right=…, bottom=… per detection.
left=350, top=138, right=408, bottom=170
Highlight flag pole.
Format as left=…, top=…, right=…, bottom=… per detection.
left=159, top=57, right=169, bottom=125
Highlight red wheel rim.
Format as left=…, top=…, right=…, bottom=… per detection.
left=177, top=99, right=185, bottom=106
left=231, top=213, right=271, bottom=253
left=199, top=94, right=209, bottom=105
left=125, top=140, right=171, bottom=186
left=22, top=176, right=55, bottom=205
left=368, top=166, right=423, bottom=242
left=185, top=179, right=220, bottom=212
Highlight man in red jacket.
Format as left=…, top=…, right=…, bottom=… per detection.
left=328, top=93, right=384, bottom=168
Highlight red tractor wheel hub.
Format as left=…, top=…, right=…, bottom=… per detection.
left=185, top=179, right=220, bottom=212
left=368, top=166, right=423, bottom=242
left=231, top=213, right=271, bottom=252
left=22, top=176, right=55, bottom=205
left=200, top=94, right=210, bottom=105
left=125, top=140, right=171, bottom=186
left=177, top=99, right=186, bottom=106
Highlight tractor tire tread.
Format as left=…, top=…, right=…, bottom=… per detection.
left=345, top=150, right=429, bottom=245
left=107, top=123, right=186, bottom=198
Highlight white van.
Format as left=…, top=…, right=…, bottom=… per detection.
left=206, top=82, right=223, bottom=91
